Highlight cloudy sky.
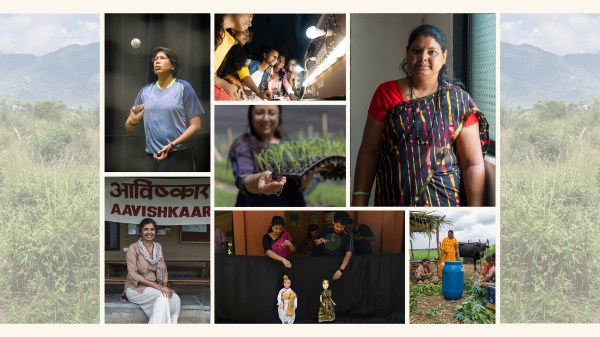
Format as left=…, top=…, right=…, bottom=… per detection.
left=0, top=14, right=98, bottom=56
left=501, top=14, right=600, bottom=56
left=410, top=210, right=496, bottom=250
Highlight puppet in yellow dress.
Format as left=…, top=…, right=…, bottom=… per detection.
left=277, top=275, right=297, bottom=324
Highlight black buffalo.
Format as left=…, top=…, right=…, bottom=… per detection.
left=458, top=240, right=489, bottom=271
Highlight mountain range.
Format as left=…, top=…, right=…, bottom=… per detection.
left=0, top=43, right=99, bottom=108
left=501, top=42, right=600, bottom=108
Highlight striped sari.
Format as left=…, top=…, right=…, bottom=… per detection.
left=375, top=84, right=489, bottom=206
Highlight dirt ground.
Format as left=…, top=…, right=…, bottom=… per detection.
left=410, top=262, right=495, bottom=324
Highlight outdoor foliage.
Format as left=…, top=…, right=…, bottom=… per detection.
left=454, top=282, right=494, bottom=324
left=0, top=100, right=99, bottom=323
left=410, top=283, right=441, bottom=314
left=501, top=101, right=600, bottom=322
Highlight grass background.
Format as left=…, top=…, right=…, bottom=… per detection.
left=0, top=101, right=99, bottom=323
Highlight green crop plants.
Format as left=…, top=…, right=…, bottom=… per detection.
left=454, top=282, right=494, bottom=324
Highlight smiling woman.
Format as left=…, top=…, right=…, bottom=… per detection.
left=352, top=24, right=490, bottom=207
left=227, top=105, right=312, bottom=207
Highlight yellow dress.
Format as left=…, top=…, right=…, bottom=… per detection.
left=439, top=237, right=458, bottom=277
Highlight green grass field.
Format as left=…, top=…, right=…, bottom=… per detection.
left=0, top=101, right=99, bottom=323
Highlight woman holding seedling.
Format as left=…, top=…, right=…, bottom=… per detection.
left=228, top=105, right=309, bottom=206
left=352, top=24, right=489, bottom=207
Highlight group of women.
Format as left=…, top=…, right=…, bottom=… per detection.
left=214, top=14, right=299, bottom=101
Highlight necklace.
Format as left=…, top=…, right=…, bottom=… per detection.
left=409, top=76, right=437, bottom=144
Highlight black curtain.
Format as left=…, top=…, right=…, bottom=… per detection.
left=215, top=254, right=405, bottom=323
left=104, top=14, right=210, bottom=172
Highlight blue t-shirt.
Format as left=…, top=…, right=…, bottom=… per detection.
left=134, top=78, right=205, bottom=154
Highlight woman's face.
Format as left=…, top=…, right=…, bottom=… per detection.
left=264, top=50, right=279, bottom=66
left=310, top=229, right=319, bottom=239
left=407, top=34, right=447, bottom=82
left=287, top=59, right=297, bottom=72
left=251, top=105, right=280, bottom=141
left=153, top=51, right=173, bottom=77
left=284, top=279, right=291, bottom=289
left=322, top=280, right=329, bottom=290
left=271, top=224, right=283, bottom=237
left=140, top=223, right=156, bottom=242
left=274, top=56, right=286, bottom=71
left=232, top=14, right=253, bottom=32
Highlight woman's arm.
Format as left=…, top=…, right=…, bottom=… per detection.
left=124, top=104, right=144, bottom=133
left=456, top=122, right=485, bottom=206
left=215, top=75, right=243, bottom=100
left=352, top=116, right=385, bottom=206
left=126, top=247, right=174, bottom=297
left=241, top=76, right=272, bottom=100
left=154, top=116, right=201, bottom=160
left=265, top=250, right=292, bottom=268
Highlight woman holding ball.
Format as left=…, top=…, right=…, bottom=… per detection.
left=125, top=46, right=206, bottom=172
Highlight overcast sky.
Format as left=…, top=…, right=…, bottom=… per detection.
left=410, top=210, right=496, bottom=250
left=501, top=14, right=600, bottom=56
left=0, top=14, right=98, bottom=56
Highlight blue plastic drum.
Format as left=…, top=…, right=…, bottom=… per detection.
left=442, top=261, right=464, bottom=300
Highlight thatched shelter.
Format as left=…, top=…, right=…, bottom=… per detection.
left=409, top=212, right=453, bottom=261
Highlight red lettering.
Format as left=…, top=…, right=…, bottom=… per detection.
left=122, top=204, right=132, bottom=216
left=157, top=206, right=167, bottom=217
left=168, top=207, right=178, bottom=217
left=147, top=206, right=156, bottom=218
left=191, top=206, right=201, bottom=217
left=131, top=205, right=142, bottom=216
left=110, top=204, right=121, bottom=215
left=203, top=206, right=210, bottom=217
left=179, top=207, right=189, bottom=217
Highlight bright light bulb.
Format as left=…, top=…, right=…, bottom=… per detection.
left=306, top=26, right=325, bottom=39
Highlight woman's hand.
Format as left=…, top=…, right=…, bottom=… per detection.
left=257, top=90, right=273, bottom=100
left=153, top=142, right=174, bottom=161
left=129, top=104, right=145, bottom=124
left=281, top=258, right=292, bottom=268
left=221, top=79, right=244, bottom=100
left=314, top=238, right=327, bottom=246
left=159, top=285, right=175, bottom=298
left=282, top=240, right=293, bottom=247
left=257, top=171, right=286, bottom=195
left=332, top=269, right=343, bottom=280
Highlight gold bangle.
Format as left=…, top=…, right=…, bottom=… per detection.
left=352, top=191, right=370, bottom=197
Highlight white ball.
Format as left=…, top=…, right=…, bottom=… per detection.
left=131, top=38, right=141, bottom=49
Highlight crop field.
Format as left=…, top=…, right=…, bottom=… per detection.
left=0, top=101, right=99, bottom=323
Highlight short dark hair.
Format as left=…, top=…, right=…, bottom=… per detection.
left=333, top=211, right=353, bottom=225
left=268, top=215, right=286, bottom=233
left=138, top=218, right=158, bottom=234
left=422, top=258, right=429, bottom=263
left=152, top=46, right=179, bottom=77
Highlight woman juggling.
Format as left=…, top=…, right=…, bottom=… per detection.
left=352, top=24, right=489, bottom=207
left=121, top=218, right=180, bottom=323
left=125, top=47, right=205, bottom=172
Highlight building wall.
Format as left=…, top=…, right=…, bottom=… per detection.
left=233, top=211, right=404, bottom=256
left=105, top=223, right=209, bottom=260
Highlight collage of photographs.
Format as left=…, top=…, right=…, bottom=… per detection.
left=102, top=12, right=496, bottom=325
left=4, top=7, right=600, bottom=334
